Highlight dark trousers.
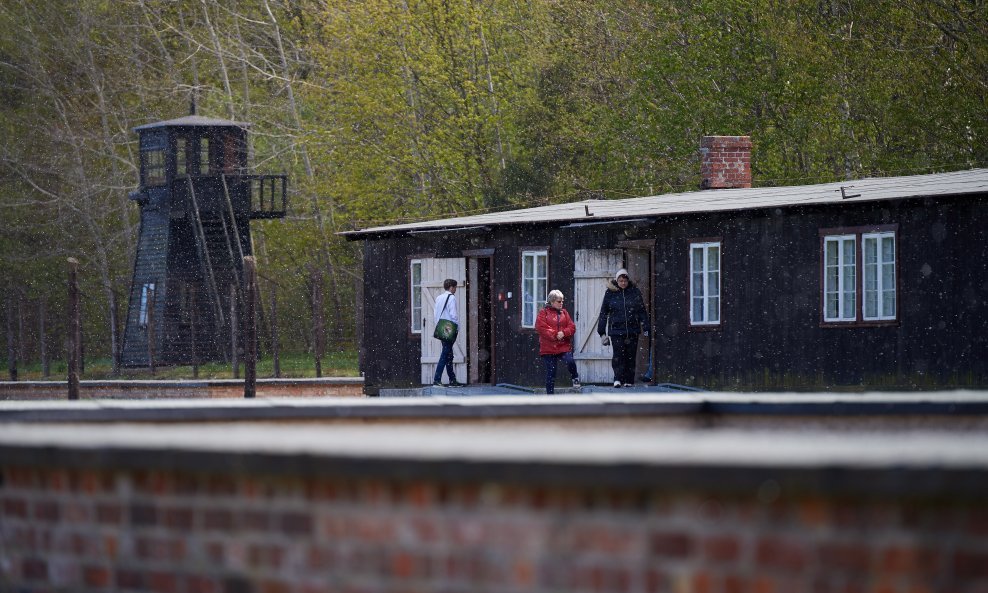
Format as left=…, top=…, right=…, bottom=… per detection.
left=611, top=334, right=639, bottom=385
left=433, top=339, right=457, bottom=383
left=542, top=352, right=579, bottom=394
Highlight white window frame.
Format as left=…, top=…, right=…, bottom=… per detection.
left=139, top=283, right=156, bottom=327
left=823, top=235, right=857, bottom=322
left=521, top=249, right=548, bottom=328
left=689, top=241, right=721, bottom=326
left=821, top=227, right=898, bottom=325
left=410, top=259, right=422, bottom=333
left=862, top=231, right=896, bottom=321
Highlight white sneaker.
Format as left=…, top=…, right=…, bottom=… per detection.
left=613, top=380, right=622, bottom=388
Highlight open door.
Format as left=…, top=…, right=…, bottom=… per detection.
left=573, top=249, right=624, bottom=383
left=467, top=255, right=494, bottom=384
left=420, top=258, right=467, bottom=384
left=624, top=246, right=653, bottom=377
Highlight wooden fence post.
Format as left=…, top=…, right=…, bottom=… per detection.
left=67, top=258, right=80, bottom=400
left=6, top=292, right=16, bottom=382
left=16, top=291, right=25, bottom=368
left=270, top=286, right=280, bottom=379
left=312, top=268, right=324, bottom=378
left=147, top=285, right=156, bottom=377
left=190, top=286, right=199, bottom=379
left=243, top=256, right=257, bottom=398
left=110, top=289, right=120, bottom=377
left=230, top=284, right=239, bottom=379
left=39, top=298, right=48, bottom=379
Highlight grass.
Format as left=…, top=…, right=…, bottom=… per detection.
left=1, top=350, right=359, bottom=381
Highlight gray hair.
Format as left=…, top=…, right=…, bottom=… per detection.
left=547, top=289, right=564, bottom=303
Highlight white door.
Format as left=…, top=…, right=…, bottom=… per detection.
left=573, top=249, right=624, bottom=383
left=420, top=258, right=467, bottom=384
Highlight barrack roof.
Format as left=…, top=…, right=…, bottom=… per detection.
left=133, top=115, right=250, bottom=131
left=342, top=167, right=988, bottom=239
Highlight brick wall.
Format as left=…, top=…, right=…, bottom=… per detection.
left=3, top=463, right=986, bottom=592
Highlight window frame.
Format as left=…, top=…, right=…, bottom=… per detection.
left=688, top=238, right=723, bottom=329
left=142, top=149, right=166, bottom=186
left=199, top=137, right=211, bottom=175
left=862, top=231, right=897, bottom=322
left=819, top=224, right=899, bottom=327
left=138, top=282, right=156, bottom=327
left=822, top=234, right=858, bottom=323
left=140, top=132, right=167, bottom=187
left=222, top=132, right=238, bottom=173
left=176, top=136, right=188, bottom=177
left=409, top=259, right=423, bottom=335
left=519, top=247, right=549, bottom=329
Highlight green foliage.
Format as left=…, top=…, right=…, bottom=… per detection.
left=1, top=0, right=985, bottom=366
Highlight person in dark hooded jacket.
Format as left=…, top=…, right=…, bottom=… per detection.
left=597, top=268, right=650, bottom=387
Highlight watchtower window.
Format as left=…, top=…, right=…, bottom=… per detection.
left=199, top=138, right=211, bottom=175
left=139, top=283, right=156, bottom=327
left=176, top=137, right=188, bottom=177
left=144, top=150, right=166, bottom=186
left=223, top=133, right=237, bottom=173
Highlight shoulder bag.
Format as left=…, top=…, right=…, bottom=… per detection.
left=433, top=294, right=459, bottom=342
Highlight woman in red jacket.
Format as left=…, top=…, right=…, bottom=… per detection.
left=535, top=290, right=581, bottom=394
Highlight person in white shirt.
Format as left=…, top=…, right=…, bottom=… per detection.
left=432, top=278, right=462, bottom=386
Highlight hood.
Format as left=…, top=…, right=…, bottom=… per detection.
left=607, top=278, right=636, bottom=292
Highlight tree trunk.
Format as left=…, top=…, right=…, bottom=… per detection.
left=191, top=285, right=199, bottom=380
left=243, top=256, right=257, bottom=398
left=109, top=289, right=120, bottom=376
left=270, top=286, right=280, bottom=379
left=200, top=0, right=236, bottom=119
left=262, top=0, right=345, bottom=346
left=6, top=293, right=17, bottom=382
left=39, top=298, right=48, bottom=379
left=17, top=292, right=25, bottom=367
left=67, top=259, right=80, bottom=400
left=311, top=268, right=323, bottom=378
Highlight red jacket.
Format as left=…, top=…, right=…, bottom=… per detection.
left=536, top=305, right=576, bottom=356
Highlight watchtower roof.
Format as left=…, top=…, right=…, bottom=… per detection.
left=134, top=114, right=250, bottom=131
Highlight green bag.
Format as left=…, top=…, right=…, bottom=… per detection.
left=433, top=318, right=458, bottom=342
left=433, top=294, right=458, bottom=341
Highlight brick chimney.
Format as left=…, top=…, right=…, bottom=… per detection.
left=700, top=135, right=752, bottom=189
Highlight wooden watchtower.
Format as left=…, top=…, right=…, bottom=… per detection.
left=121, top=114, right=287, bottom=368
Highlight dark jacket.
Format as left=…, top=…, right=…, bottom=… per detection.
left=597, top=279, right=650, bottom=337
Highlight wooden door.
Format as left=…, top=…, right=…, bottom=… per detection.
left=573, top=249, right=624, bottom=383
left=420, top=258, right=467, bottom=384
left=625, top=248, right=652, bottom=375
left=467, top=256, right=494, bottom=384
